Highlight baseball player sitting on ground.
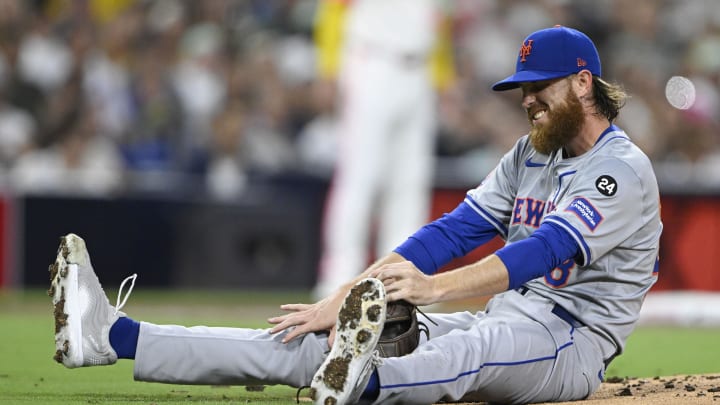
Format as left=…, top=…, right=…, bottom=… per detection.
left=49, top=26, right=661, bottom=404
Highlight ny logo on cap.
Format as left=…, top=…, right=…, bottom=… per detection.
left=519, top=39, right=534, bottom=62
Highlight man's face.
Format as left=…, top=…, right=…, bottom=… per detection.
left=521, top=77, right=585, bottom=155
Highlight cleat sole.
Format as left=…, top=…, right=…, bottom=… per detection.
left=49, top=236, right=83, bottom=368
left=312, top=279, right=386, bottom=404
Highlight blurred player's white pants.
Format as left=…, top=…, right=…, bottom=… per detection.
left=313, top=40, right=436, bottom=299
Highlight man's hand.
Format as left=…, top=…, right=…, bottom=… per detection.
left=374, top=255, right=510, bottom=305
left=267, top=253, right=413, bottom=345
left=370, top=261, right=437, bottom=305
left=267, top=291, right=345, bottom=344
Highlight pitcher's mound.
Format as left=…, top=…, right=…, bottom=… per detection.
left=551, top=374, right=720, bottom=404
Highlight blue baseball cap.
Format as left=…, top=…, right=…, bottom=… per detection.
left=492, top=26, right=601, bottom=91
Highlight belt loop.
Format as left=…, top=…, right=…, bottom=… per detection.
left=551, top=304, right=584, bottom=328
left=515, top=287, right=583, bottom=328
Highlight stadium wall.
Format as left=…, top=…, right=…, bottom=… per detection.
left=2, top=181, right=720, bottom=292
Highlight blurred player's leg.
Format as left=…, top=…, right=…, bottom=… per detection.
left=377, top=66, right=435, bottom=256
left=313, top=53, right=394, bottom=300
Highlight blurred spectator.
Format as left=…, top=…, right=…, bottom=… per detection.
left=121, top=38, right=184, bottom=173
left=17, top=8, right=73, bottom=94
left=238, top=37, right=298, bottom=173
left=0, top=0, right=716, bottom=197
left=206, top=101, right=248, bottom=200
left=10, top=104, right=123, bottom=195
left=295, top=78, right=338, bottom=175
left=80, top=6, right=136, bottom=140
left=0, top=23, right=45, bottom=130
left=0, top=93, right=35, bottom=171
left=0, top=14, right=38, bottom=171
left=9, top=60, right=122, bottom=194
left=173, top=22, right=226, bottom=142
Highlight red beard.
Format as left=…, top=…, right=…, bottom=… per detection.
left=528, top=88, right=585, bottom=155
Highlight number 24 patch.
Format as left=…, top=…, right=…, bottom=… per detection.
left=595, top=175, right=617, bottom=196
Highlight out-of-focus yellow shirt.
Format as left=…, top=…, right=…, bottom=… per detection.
left=313, top=0, right=455, bottom=90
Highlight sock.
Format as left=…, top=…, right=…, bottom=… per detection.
left=109, top=316, right=140, bottom=359
left=360, top=369, right=380, bottom=401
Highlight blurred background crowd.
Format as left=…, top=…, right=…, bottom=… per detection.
left=0, top=0, right=719, bottom=200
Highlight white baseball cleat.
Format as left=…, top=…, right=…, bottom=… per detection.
left=48, top=233, right=136, bottom=368
left=310, top=278, right=387, bottom=405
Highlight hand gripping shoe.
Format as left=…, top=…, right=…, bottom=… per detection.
left=48, top=233, right=136, bottom=368
left=310, top=278, right=387, bottom=404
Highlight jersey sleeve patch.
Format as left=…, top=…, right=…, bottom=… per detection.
left=595, top=175, right=618, bottom=196
left=564, top=197, right=604, bottom=231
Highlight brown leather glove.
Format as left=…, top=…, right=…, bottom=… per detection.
left=376, top=300, right=425, bottom=358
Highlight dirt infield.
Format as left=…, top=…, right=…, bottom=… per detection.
left=295, top=374, right=720, bottom=403
left=438, top=374, right=720, bottom=404
left=543, top=374, right=720, bottom=405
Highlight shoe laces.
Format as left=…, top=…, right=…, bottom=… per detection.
left=355, top=350, right=383, bottom=388
left=415, top=306, right=436, bottom=341
left=415, top=306, right=438, bottom=327
left=347, top=350, right=383, bottom=402
left=114, top=274, right=137, bottom=315
left=295, top=385, right=310, bottom=404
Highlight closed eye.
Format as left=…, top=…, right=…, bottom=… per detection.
left=521, top=80, right=553, bottom=96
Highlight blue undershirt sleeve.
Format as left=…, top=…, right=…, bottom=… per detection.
left=393, top=201, right=500, bottom=275
left=494, top=221, right=581, bottom=290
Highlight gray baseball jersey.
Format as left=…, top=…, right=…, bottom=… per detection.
left=467, top=125, right=661, bottom=359
left=370, top=125, right=662, bottom=403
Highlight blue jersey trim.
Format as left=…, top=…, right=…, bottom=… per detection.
left=543, top=215, right=592, bottom=266
left=591, top=126, right=631, bottom=158
left=380, top=338, right=575, bottom=390
left=464, top=197, right=508, bottom=237
left=602, top=135, right=627, bottom=144
left=594, top=124, right=620, bottom=145
left=524, top=156, right=546, bottom=167
left=551, top=170, right=577, bottom=204
left=594, top=135, right=630, bottom=156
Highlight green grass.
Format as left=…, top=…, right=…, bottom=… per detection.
left=1, top=289, right=719, bottom=404
left=0, top=289, right=308, bottom=404
left=607, top=327, right=720, bottom=378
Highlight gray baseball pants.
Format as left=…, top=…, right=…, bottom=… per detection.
left=133, top=290, right=606, bottom=404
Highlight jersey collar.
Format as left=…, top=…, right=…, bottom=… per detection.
left=594, top=124, right=622, bottom=146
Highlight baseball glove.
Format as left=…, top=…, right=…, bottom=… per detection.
left=376, top=300, right=430, bottom=358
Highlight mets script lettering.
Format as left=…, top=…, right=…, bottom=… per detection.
left=512, top=197, right=557, bottom=228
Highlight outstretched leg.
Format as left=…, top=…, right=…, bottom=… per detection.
left=49, top=233, right=328, bottom=388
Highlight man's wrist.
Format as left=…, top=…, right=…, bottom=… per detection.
left=428, top=275, right=446, bottom=304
